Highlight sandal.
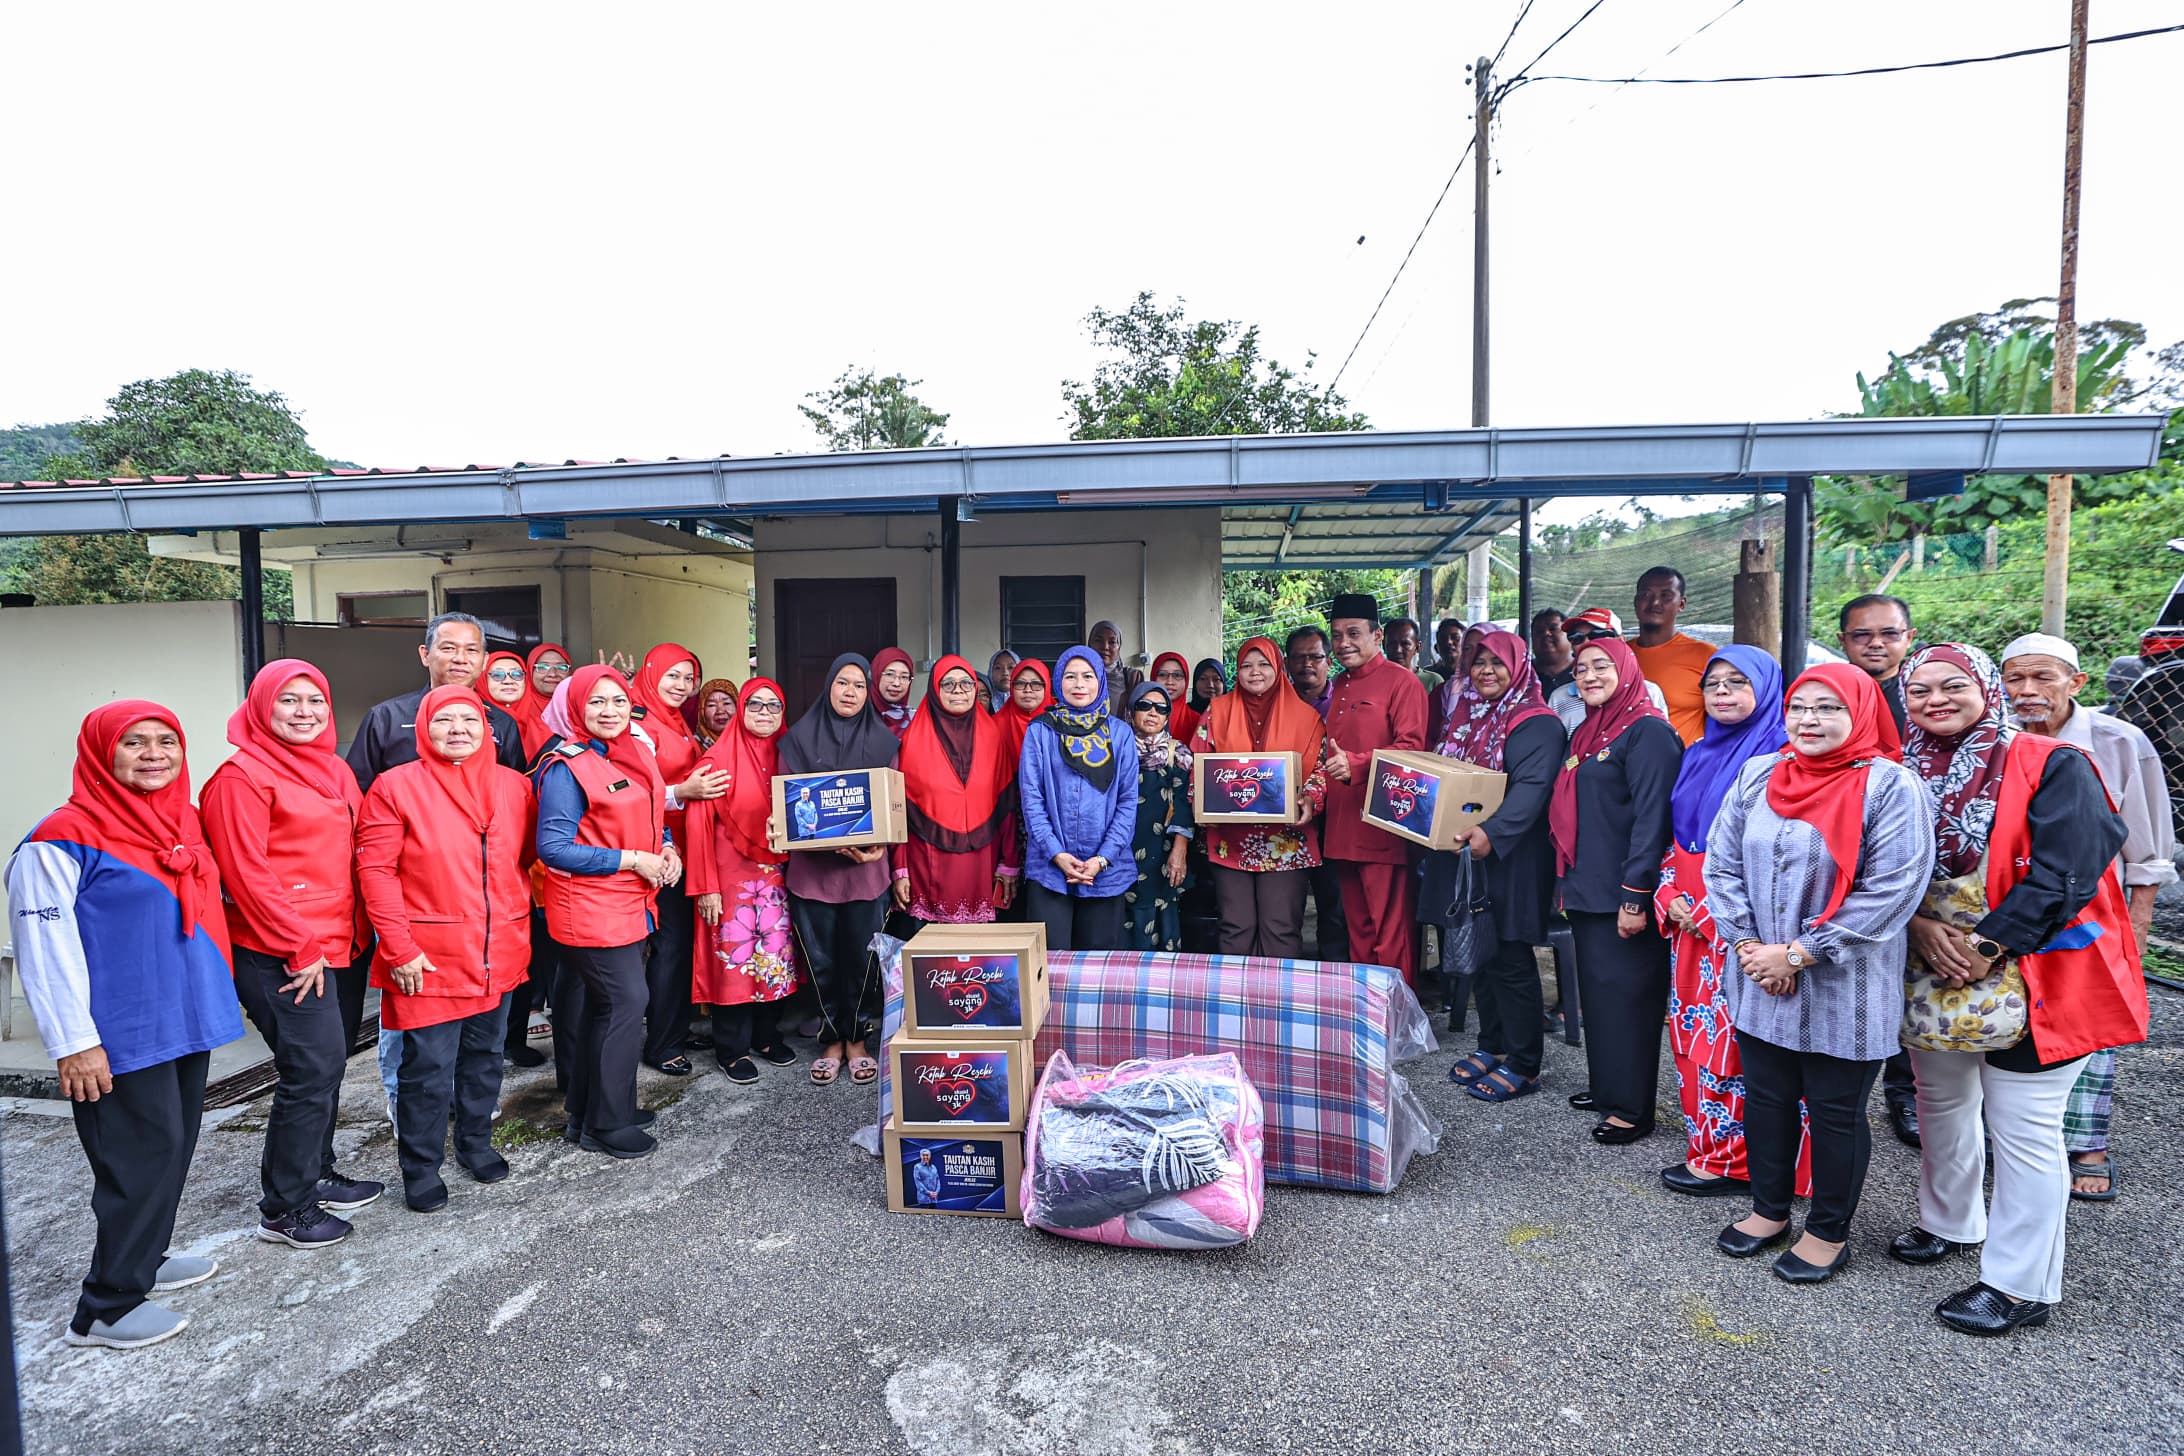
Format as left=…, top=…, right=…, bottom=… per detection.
left=2069, top=1151, right=2117, bottom=1203
left=1466, top=1065, right=1539, bottom=1103
left=810, top=1056, right=842, bottom=1087
left=1447, top=1051, right=1503, bottom=1086
left=653, top=1056, right=693, bottom=1077
left=848, top=1056, right=880, bottom=1085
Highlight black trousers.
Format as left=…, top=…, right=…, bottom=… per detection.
left=1737, top=1030, right=1882, bottom=1242
left=1568, top=910, right=1671, bottom=1127
left=791, top=893, right=886, bottom=1046
left=508, top=909, right=555, bottom=1056
left=233, top=947, right=349, bottom=1218
left=1473, top=937, right=1546, bottom=1079
left=712, top=1001, right=785, bottom=1063
left=565, top=940, right=648, bottom=1138
left=395, top=995, right=513, bottom=1200
left=1882, top=1048, right=1916, bottom=1104
left=333, top=959, right=368, bottom=1059
left=642, top=876, right=696, bottom=1067
left=1024, top=881, right=1125, bottom=953
left=68, top=1051, right=208, bottom=1332
left=1210, top=865, right=1305, bottom=959
left=1306, top=863, right=1349, bottom=961
left=549, top=919, right=590, bottom=1097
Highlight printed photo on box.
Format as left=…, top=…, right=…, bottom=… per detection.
left=782, top=770, right=877, bottom=843
left=896, top=1136, right=1012, bottom=1214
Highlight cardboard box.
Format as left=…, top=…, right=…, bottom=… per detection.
left=770, top=766, right=907, bottom=851
left=1191, top=750, right=1305, bottom=825
left=882, top=1122, right=1023, bottom=1218
left=1360, top=749, right=1507, bottom=851
left=901, top=923, right=1050, bottom=1040
left=888, top=1034, right=1034, bottom=1132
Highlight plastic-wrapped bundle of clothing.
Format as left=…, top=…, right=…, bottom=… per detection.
left=1021, top=1051, right=1265, bottom=1250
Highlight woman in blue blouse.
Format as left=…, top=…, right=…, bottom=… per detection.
left=1018, top=647, right=1140, bottom=951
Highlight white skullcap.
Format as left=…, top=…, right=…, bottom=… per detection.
left=2000, top=633, right=2080, bottom=670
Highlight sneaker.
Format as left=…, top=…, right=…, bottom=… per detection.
left=151, top=1255, right=218, bottom=1293
left=384, top=1095, right=398, bottom=1127
left=65, top=1302, right=188, bottom=1350
left=315, top=1174, right=385, bottom=1212
left=721, top=1056, right=760, bottom=1085
left=258, top=1205, right=353, bottom=1249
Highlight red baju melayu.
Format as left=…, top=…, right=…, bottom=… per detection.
left=1321, top=651, right=1428, bottom=981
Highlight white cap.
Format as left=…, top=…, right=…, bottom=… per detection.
left=2000, top=633, right=2080, bottom=670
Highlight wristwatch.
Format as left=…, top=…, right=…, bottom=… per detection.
left=1972, top=935, right=2007, bottom=963
left=1785, top=945, right=1808, bottom=970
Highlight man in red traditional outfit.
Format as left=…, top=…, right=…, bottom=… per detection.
left=1318, top=594, right=1429, bottom=983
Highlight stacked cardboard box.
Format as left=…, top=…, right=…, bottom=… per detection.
left=881, top=922, right=1049, bottom=1218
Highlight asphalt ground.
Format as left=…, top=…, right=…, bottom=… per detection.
left=4, top=980, right=2179, bottom=1456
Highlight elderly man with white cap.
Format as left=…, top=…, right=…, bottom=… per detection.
left=2002, top=631, right=2177, bottom=1202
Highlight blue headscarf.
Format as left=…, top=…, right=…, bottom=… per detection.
left=1668, top=645, right=1789, bottom=853
left=1039, top=646, right=1117, bottom=791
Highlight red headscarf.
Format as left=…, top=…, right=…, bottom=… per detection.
left=692, top=678, right=785, bottom=865
left=1761, top=663, right=1899, bottom=925
left=1203, top=636, right=1325, bottom=759
left=1150, top=652, right=1199, bottom=743
left=899, top=654, right=1019, bottom=851
left=1549, top=636, right=1670, bottom=874
left=995, top=658, right=1053, bottom=759
left=48, top=701, right=225, bottom=943
left=513, top=643, right=569, bottom=758
left=1433, top=629, right=1555, bottom=772
left=561, top=663, right=663, bottom=789
left=226, top=659, right=360, bottom=809
left=412, top=684, right=503, bottom=833
left=871, top=647, right=916, bottom=738
left=628, top=643, right=703, bottom=786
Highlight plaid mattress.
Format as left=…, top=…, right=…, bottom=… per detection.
left=872, top=940, right=1440, bottom=1194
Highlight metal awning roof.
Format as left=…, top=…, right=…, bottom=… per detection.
left=1220, top=499, right=1527, bottom=570
left=0, top=415, right=2162, bottom=539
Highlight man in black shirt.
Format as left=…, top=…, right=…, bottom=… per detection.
left=345, top=612, right=526, bottom=794
left=1836, top=592, right=1920, bottom=1145
left=1531, top=609, right=1576, bottom=693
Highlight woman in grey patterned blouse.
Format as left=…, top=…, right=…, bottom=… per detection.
left=1703, top=663, right=1933, bottom=1284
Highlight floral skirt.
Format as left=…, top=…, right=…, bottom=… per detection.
left=694, top=860, right=799, bottom=1006
left=1668, top=927, right=1811, bottom=1189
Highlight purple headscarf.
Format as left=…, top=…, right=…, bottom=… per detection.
left=1668, top=644, right=1789, bottom=853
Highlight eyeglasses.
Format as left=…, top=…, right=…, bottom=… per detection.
left=937, top=677, right=979, bottom=694
left=485, top=669, right=525, bottom=682
left=746, top=699, right=784, bottom=714
left=534, top=662, right=571, bottom=677
left=1287, top=653, right=1329, bottom=666
left=1786, top=703, right=1848, bottom=720
left=1844, top=629, right=1910, bottom=645
left=1137, top=702, right=1170, bottom=716
left=1703, top=674, right=1753, bottom=692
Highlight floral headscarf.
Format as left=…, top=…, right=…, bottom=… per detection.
left=1127, top=681, right=1192, bottom=773
left=1900, top=642, right=2012, bottom=878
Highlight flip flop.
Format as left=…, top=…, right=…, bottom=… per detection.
left=810, top=1056, right=842, bottom=1087
left=2069, top=1150, right=2117, bottom=1203
left=848, top=1056, right=880, bottom=1085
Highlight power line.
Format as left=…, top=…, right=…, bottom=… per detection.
left=1508, top=20, right=2184, bottom=88
left=1489, top=0, right=1541, bottom=72
left=1327, top=134, right=1477, bottom=391
left=1501, top=0, right=1614, bottom=87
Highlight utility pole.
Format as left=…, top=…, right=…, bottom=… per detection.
left=2043, top=0, right=2090, bottom=635
left=1467, top=54, right=1494, bottom=623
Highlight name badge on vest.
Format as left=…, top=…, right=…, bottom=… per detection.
left=608, top=778, right=632, bottom=792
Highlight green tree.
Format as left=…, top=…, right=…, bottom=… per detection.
left=1062, top=292, right=1368, bottom=441
left=9, top=369, right=321, bottom=612
left=1816, top=301, right=2170, bottom=545
left=0, top=423, right=85, bottom=481
left=799, top=368, right=951, bottom=451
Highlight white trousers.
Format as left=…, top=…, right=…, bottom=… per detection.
left=1909, top=1047, right=2088, bottom=1305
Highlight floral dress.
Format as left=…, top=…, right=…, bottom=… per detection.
left=692, top=837, right=798, bottom=1008
left=1185, top=722, right=1330, bottom=873
left=1656, top=843, right=1808, bottom=1187
left=1123, top=747, right=1196, bottom=951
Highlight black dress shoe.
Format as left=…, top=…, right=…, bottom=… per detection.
left=1661, top=1163, right=1750, bottom=1197
left=1716, top=1220, right=1791, bottom=1258
left=1772, top=1242, right=1850, bottom=1284
left=1936, top=1282, right=2053, bottom=1336
left=505, top=1045, right=547, bottom=1068
left=1591, top=1119, right=1654, bottom=1146
left=634, top=1108, right=657, bottom=1127
left=1886, top=1096, right=1922, bottom=1149
left=464, top=1155, right=512, bottom=1185
left=406, top=1184, right=450, bottom=1214
left=1568, top=1090, right=1599, bottom=1111
left=1888, top=1227, right=1966, bottom=1265
left=579, top=1130, right=657, bottom=1161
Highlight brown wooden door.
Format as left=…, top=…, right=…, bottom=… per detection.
left=775, top=577, right=898, bottom=717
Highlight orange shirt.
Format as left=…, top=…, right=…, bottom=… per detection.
left=1631, top=632, right=1718, bottom=746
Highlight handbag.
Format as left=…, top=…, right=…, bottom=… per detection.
left=1899, top=867, right=2028, bottom=1053
left=1417, top=848, right=1492, bottom=982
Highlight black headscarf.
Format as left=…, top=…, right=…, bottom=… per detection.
left=1189, top=657, right=1227, bottom=713
left=779, top=653, right=901, bottom=774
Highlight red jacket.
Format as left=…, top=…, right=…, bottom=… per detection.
left=539, top=742, right=664, bottom=947
left=201, top=753, right=366, bottom=972
left=1989, top=735, right=2149, bottom=1062
left=356, top=759, right=537, bottom=1013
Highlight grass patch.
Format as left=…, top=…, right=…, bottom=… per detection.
left=1503, top=1225, right=1550, bottom=1250
left=220, top=1120, right=266, bottom=1134
left=1683, top=1299, right=1764, bottom=1346
left=491, top=1116, right=562, bottom=1150
left=2145, top=944, right=2184, bottom=982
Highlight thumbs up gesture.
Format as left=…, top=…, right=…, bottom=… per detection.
left=1323, top=731, right=1352, bottom=783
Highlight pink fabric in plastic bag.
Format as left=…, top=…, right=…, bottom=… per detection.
left=1020, top=1051, right=1265, bottom=1250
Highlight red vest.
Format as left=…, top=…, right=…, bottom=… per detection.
left=356, top=760, right=535, bottom=1002
left=1988, top=735, right=2149, bottom=1062
left=540, top=743, right=663, bottom=947
left=203, top=754, right=364, bottom=966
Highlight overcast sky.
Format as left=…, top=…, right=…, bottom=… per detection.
left=6, top=1, right=2180, bottom=473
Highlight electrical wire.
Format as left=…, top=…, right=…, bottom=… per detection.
left=1327, top=135, right=1476, bottom=392
left=1508, top=20, right=2184, bottom=88
left=1500, top=0, right=1614, bottom=87
left=1489, top=0, right=1541, bottom=71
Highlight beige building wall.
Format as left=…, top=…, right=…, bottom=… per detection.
left=752, top=508, right=1225, bottom=695
left=0, top=601, right=245, bottom=928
